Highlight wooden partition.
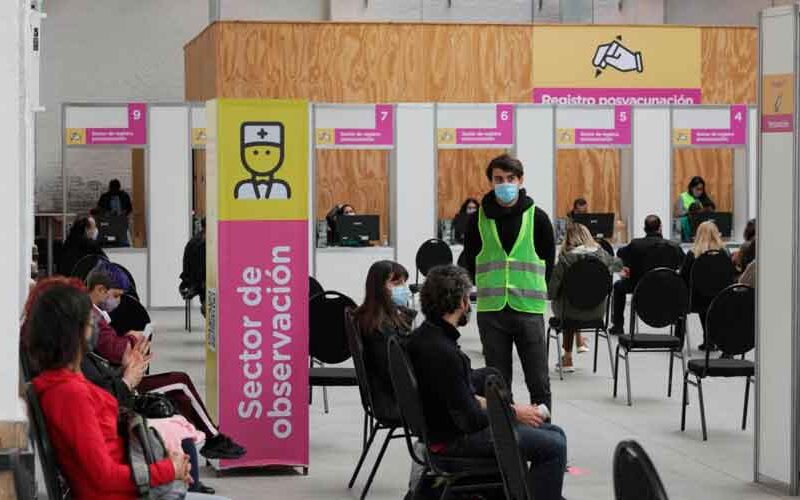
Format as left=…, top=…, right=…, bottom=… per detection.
left=556, top=149, right=621, bottom=218
left=185, top=22, right=757, bottom=222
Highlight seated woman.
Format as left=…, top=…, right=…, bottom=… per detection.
left=451, top=198, right=479, bottom=244
left=57, top=215, right=106, bottom=275
left=353, top=260, right=416, bottom=420
left=22, top=277, right=246, bottom=462
left=26, top=283, right=192, bottom=500
left=325, top=203, right=356, bottom=246
left=679, top=220, right=729, bottom=350
left=675, top=176, right=716, bottom=218
left=548, top=223, right=621, bottom=372
left=732, top=218, right=756, bottom=272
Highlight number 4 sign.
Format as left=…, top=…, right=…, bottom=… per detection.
left=673, top=105, right=747, bottom=146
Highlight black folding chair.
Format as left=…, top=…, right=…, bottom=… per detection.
left=485, top=375, right=531, bottom=500
left=24, top=384, right=71, bottom=500
left=387, top=337, right=501, bottom=500
left=613, top=440, right=669, bottom=500
left=69, top=253, right=107, bottom=281
left=111, top=262, right=139, bottom=301
left=681, top=284, right=755, bottom=441
left=109, top=294, right=151, bottom=336
left=309, top=291, right=358, bottom=413
left=409, top=239, right=453, bottom=295
left=688, top=250, right=736, bottom=349
left=547, top=257, right=614, bottom=380
left=614, top=268, right=689, bottom=406
left=344, top=310, right=406, bottom=499
left=310, top=276, right=324, bottom=299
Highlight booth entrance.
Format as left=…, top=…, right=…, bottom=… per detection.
left=670, top=105, right=755, bottom=243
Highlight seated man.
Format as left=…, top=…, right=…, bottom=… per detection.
left=86, top=267, right=142, bottom=364
left=180, top=218, right=206, bottom=315
left=611, top=215, right=685, bottom=334
left=405, top=265, right=567, bottom=500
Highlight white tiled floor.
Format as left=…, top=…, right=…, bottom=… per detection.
left=147, top=307, right=790, bottom=500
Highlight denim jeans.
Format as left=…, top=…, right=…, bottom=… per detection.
left=443, top=423, right=567, bottom=500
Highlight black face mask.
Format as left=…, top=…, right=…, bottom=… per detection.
left=457, top=302, right=472, bottom=327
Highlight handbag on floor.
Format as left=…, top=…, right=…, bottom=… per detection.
left=122, top=408, right=188, bottom=500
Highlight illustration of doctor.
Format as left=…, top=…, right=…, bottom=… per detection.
left=235, top=122, right=291, bottom=200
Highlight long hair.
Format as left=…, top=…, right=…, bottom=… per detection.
left=354, top=260, right=410, bottom=336
left=65, top=217, right=92, bottom=246
left=560, top=223, right=598, bottom=256
left=692, top=220, right=725, bottom=256
left=687, top=176, right=715, bottom=208
left=457, top=198, right=479, bottom=216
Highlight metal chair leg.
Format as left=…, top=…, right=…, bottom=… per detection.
left=624, top=350, right=632, bottom=406
left=605, top=330, right=614, bottom=375
left=593, top=329, right=600, bottom=373
left=360, top=428, right=395, bottom=500
left=668, top=351, right=675, bottom=398
left=742, top=376, right=751, bottom=430
left=613, top=344, right=621, bottom=398
left=681, top=372, right=689, bottom=431
left=349, top=422, right=379, bottom=489
left=323, top=386, right=330, bottom=414
left=439, top=481, right=452, bottom=500
left=697, top=376, right=708, bottom=441
left=555, top=330, right=564, bottom=380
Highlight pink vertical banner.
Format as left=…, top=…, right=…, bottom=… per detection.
left=692, top=105, right=747, bottom=145
left=335, top=104, right=394, bottom=145
left=574, top=105, right=631, bottom=145
left=217, top=219, right=309, bottom=468
left=85, top=103, right=147, bottom=145
left=456, top=104, right=514, bottom=145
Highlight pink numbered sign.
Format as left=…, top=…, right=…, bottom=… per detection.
left=455, top=104, right=513, bottom=145
left=691, top=105, right=747, bottom=145
left=334, top=104, right=393, bottom=146
left=573, top=106, right=631, bottom=145
left=86, top=103, right=146, bottom=145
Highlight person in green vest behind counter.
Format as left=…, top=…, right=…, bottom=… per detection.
left=458, top=154, right=556, bottom=411
left=676, top=176, right=716, bottom=218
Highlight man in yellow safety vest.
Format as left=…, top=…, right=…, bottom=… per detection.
left=459, top=154, right=556, bottom=410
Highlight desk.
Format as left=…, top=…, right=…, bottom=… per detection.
left=105, top=248, right=149, bottom=306
left=315, top=246, right=395, bottom=304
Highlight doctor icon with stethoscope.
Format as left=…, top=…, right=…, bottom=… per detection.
left=234, top=122, right=292, bottom=200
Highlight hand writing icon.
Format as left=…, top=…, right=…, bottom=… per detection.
left=593, top=40, right=644, bottom=75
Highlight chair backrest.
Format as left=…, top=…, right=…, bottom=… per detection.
left=613, top=440, right=669, bottom=500
left=309, top=291, right=357, bottom=364
left=561, top=256, right=612, bottom=312
left=416, top=239, right=453, bottom=278
left=388, top=336, right=430, bottom=445
left=25, top=384, right=69, bottom=500
left=109, top=294, right=151, bottom=335
left=309, top=276, right=324, bottom=299
left=112, top=262, right=138, bottom=299
left=632, top=268, right=689, bottom=331
left=344, top=308, right=376, bottom=417
left=705, top=284, right=755, bottom=357
left=690, top=250, right=736, bottom=303
left=640, top=243, right=682, bottom=279
left=69, top=253, right=107, bottom=281
left=486, top=375, right=530, bottom=500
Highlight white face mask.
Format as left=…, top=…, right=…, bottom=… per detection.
left=87, top=228, right=99, bottom=240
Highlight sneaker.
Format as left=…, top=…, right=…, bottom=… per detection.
left=577, top=336, right=590, bottom=353
left=201, top=433, right=247, bottom=460
left=559, top=356, right=576, bottom=373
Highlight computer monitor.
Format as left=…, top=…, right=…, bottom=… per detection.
left=691, top=211, right=733, bottom=239
left=571, top=213, right=615, bottom=239
left=337, top=215, right=380, bottom=246
left=95, top=215, right=130, bottom=247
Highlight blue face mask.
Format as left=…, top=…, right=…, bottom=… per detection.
left=390, top=285, right=410, bottom=307
left=494, top=183, right=519, bottom=205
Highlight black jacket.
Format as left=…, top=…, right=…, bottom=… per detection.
left=81, top=352, right=135, bottom=409
left=405, top=318, right=488, bottom=444
left=57, top=238, right=106, bottom=276
left=179, top=233, right=206, bottom=297
left=458, top=189, right=555, bottom=284
left=617, top=233, right=685, bottom=285
left=97, top=190, right=133, bottom=216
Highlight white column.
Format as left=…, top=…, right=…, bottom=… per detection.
left=631, top=108, right=671, bottom=239
left=516, top=105, right=555, bottom=219
left=0, top=0, right=26, bottom=421
left=393, top=104, right=436, bottom=275
left=756, top=4, right=799, bottom=493
left=148, top=105, right=191, bottom=308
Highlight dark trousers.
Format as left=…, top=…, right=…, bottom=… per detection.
left=477, top=310, right=551, bottom=410
left=612, top=278, right=634, bottom=330
left=138, top=371, right=219, bottom=438
left=443, top=424, right=567, bottom=500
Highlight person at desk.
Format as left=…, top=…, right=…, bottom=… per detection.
left=679, top=201, right=703, bottom=242
left=567, top=198, right=588, bottom=219
left=58, top=216, right=106, bottom=276
left=179, top=218, right=206, bottom=316
left=97, top=179, right=133, bottom=217
left=610, top=215, right=684, bottom=335
left=325, top=203, right=356, bottom=246
left=676, top=176, right=715, bottom=217
left=452, top=198, right=479, bottom=244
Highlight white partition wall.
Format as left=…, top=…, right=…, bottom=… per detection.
left=632, top=108, right=671, bottom=239
left=756, top=4, right=799, bottom=493
left=148, top=105, right=191, bottom=308
left=394, top=104, right=436, bottom=274
left=516, top=105, right=555, bottom=218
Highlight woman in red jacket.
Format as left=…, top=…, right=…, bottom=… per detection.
left=27, top=283, right=190, bottom=500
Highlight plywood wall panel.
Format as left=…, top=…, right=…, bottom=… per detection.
left=184, top=24, right=220, bottom=102
left=700, top=27, right=758, bottom=104
left=437, top=149, right=505, bottom=220
left=315, top=149, right=390, bottom=241
left=556, top=149, right=620, bottom=219
left=672, top=148, right=733, bottom=213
